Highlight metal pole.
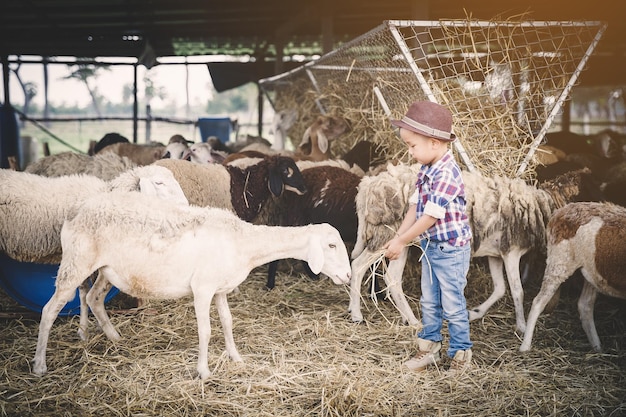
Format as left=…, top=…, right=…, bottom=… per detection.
left=133, top=63, right=138, bottom=143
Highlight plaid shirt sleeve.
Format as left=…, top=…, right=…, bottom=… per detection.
left=416, top=152, right=471, bottom=245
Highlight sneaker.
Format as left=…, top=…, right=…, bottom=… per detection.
left=449, top=349, right=472, bottom=373
left=403, top=338, right=441, bottom=372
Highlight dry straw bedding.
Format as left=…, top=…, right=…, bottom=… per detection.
left=1, top=261, right=625, bottom=417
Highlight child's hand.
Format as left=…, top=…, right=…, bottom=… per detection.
left=383, top=238, right=404, bottom=260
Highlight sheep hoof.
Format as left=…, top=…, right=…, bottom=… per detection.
left=77, top=328, right=89, bottom=341
left=197, top=369, right=211, bottom=380
left=32, top=360, right=47, bottom=376
left=468, top=309, right=482, bottom=322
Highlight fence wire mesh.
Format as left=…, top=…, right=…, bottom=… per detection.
left=260, top=19, right=606, bottom=179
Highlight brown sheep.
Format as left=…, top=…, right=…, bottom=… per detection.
left=520, top=202, right=626, bottom=353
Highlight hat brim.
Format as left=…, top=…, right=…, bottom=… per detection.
left=390, top=119, right=456, bottom=142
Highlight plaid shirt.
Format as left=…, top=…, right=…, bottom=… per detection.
left=409, top=151, right=472, bottom=246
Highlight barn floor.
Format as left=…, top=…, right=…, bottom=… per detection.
left=1, top=260, right=625, bottom=417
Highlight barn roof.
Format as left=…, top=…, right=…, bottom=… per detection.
left=1, top=0, right=625, bottom=85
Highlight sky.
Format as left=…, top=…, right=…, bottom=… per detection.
left=3, top=58, right=214, bottom=111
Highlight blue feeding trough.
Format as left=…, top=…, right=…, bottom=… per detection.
left=0, top=253, right=119, bottom=316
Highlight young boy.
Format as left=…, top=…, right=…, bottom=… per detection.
left=383, top=100, right=473, bottom=372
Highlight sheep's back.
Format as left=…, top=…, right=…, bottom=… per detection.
left=280, top=166, right=361, bottom=241
left=154, top=159, right=233, bottom=210
left=24, top=152, right=92, bottom=177
left=0, top=170, right=107, bottom=263
left=24, top=151, right=136, bottom=180
left=355, top=163, right=420, bottom=251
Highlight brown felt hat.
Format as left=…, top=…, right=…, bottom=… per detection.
left=390, top=101, right=456, bottom=142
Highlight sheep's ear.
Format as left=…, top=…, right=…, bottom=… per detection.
left=307, top=234, right=324, bottom=275
left=300, top=126, right=312, bottom=146
left=307, top=236, right=324, bottom=275
left=299, top=126, right=312, bottom=152
left=268, top=170, right=284, bottom=196
left=317, top=130, right=329, bottom=154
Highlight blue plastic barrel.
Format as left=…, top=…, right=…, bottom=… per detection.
left=197, top=117, right=232, bottom=144
left=0, top=253, right=119, bottom=316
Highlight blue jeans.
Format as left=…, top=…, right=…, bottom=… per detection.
left=417, top=239, right=472, bottom=358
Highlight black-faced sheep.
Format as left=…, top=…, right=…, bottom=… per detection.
left=265, top=165, right=362, bottom=289
left=155, top=155, right=307, bottom=223
left=32, top=192, right=352, bottom=379
left=349, top=167, right=604, bottom=332
left=520, top=201, right=626, bottom=352
left=0, top=165, right=188, bottom=265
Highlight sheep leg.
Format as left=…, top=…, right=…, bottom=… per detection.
left=469, top=256, right=506, bottom=322
left=382, top=248, right=419, bottom=326
left=348, top=249, right=374, bottom=322
left=502, top=248, right=527, bottom=334
left=578, top=280, right=602, bottom=352
left=77, top=279, right=92, bottom=341
left=86, top=270, right=121, bottom=341
left=265, top=260, right=279, bottom=290
left=215, top=293, right=243, bottom=362
left=519, top=274, right=563, bottom=352
left=33, top=286, right=78, bottom=375
left=193, top=292, right=214, bottom=380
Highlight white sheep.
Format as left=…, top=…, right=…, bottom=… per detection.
left=183, top=142, right=228, bottom=164
left=0, top=165, right=188, bottom=265
left=270, top=108, right=298, bottom=150
left=32, top=191, right=352, bottom=379
left=520, top=201, right=626, bottom=353
left=349, top=167, right=603, bottom=332
left=161, top=141, right=189, bottom=160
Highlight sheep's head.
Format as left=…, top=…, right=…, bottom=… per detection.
left=299, top=115, right=350, bottom=157
left=272, top=109, right=298, bottom=134
left=183, top=142, right=227, bottom=164
left=267, top=155, right=308, bottom=196
left=161, top=141, right=189, bottom=159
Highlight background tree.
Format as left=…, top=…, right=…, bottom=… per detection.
left=10, top=60, right=38, bottom=126
left=64, top=59, right=110, bottom=117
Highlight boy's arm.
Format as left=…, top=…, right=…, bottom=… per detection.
left=383, top=205, right=437, bottom=260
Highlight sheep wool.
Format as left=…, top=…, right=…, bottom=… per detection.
left=154, top=158, right=234, bottom=211
left=0, top=165, right=187, bottom=265
left=25, top=151, right=137, bottom=181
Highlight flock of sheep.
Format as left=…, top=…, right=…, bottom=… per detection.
left=1, top=113, right=625, bottom=379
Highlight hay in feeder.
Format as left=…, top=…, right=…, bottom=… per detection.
left=262, top=18, right=605, bottom=181
left=1, top=262, right=624, bottom=416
